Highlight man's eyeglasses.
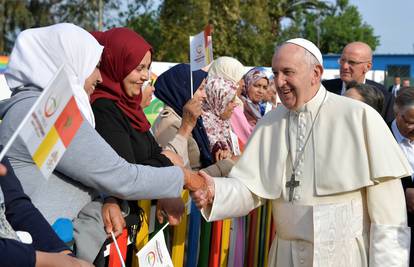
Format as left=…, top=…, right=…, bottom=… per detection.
left=338, top=58, right=370, bottom=67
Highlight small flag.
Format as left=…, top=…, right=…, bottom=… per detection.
left=189, top=25, right=213, bottom=71
left=16, top=65, right=83, bottom=178
left=137, top=223, right=173, bottom=267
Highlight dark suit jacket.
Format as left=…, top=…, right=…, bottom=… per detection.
left=322, top=78, right=395, bottom=124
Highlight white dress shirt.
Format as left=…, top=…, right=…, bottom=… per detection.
left=392, top=85, right=401, bottom=97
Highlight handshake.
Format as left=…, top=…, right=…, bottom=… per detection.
left=181, top=167, right=215, bottom=210
left=156, top=168, right=214, bottom=227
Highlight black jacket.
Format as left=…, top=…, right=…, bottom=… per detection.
left=322, top=78, right=395, bottom=124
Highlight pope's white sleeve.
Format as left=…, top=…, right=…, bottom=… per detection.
left=201, top=177, right=263, bottom=221
left=367, top=179, right=411, bottom=267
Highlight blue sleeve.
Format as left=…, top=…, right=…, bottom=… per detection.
left=0, top=238, right=36, bottom=267
left=1, top=157, right=69, bottom=253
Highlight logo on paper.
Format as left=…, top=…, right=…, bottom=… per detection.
left=146, top=251, right=156, bottom=266
left=44, top=95, right=58, bottom=118
left=196, top=44, right=203, bottom=55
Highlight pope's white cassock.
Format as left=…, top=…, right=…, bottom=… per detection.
left=202, top=85, right=412, bottom=267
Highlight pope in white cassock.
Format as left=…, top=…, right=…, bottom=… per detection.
left=192, top=38, right=412, bottom=267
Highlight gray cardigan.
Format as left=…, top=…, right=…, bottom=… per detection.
left=0, top=89, right=184, bottom=224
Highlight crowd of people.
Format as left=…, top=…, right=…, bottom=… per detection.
left=1, top=22, right=414, bottom=267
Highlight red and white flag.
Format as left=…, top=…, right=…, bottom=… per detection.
left=1, top=65, right=83, bottom=178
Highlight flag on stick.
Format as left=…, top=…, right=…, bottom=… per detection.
left=0, top=65, right=83, bottom=178
left=189, top=25, right=213, bottom=72
left=137, top=223, right=173, bottom=267
left=189, top=25, right=213, bottom=97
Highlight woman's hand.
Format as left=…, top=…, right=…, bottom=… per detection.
left=156, top=198, right=185, bottom=225
left=102, top=197, right=125, bottom=238
left=0, top=163, right=7, bottom=176
left=406, top=188, right=414, bottom=213
left=181, top=167, right=207, bottom=192
left=178, top=95, right=204, bottom=138
left=214, top=148, right=233, bottom=162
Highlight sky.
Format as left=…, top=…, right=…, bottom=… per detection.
left=344, top=0, right=414, bottom=54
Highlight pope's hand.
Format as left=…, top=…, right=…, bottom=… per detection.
left=181, top=167, right=207, bottom=191
left=191, top=171, right=215, bottom=210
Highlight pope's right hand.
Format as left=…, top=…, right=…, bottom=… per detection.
left=191, top=171, right=215, bottom=210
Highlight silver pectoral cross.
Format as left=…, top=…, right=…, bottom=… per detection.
left=285, top=173, right=300, bottom=202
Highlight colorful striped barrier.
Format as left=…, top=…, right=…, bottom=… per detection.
left=219, top=219, right=232, bottom=266
left=171, top=190, right=189, bottom=267
left=0, top=56, right=8, bottom=73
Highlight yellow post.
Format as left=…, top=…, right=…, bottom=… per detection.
left=171, top=190, right=189, bottom=267
left=220, top=219, right=232, bottom=266
left=263, top=201, right=273, bottom=267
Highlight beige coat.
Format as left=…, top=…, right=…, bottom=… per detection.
left=152, top=106, right=234, bottom=177
left=204, top=86, right=411, bottom=266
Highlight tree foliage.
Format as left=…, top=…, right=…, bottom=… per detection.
left=130, top=0, right=332, bottom=66
left=280, top=0, right=380, bottom=53
left=0, top=0, right=56, bottom=53
left=1, top=0, right=380, bottom=65
left=0, top=0, right=121, bottom=54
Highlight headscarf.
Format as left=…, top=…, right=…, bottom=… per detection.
left=90, top=27, right=152, bottom=132
left=242, top=67, right=269, bottom=98
left=5, top=23, right=102, bottom=127
left=154, top=64, right=212, bottom=167
left=207, top=56, right=245, bottom=83
left=242, top=67, right=269, bottom=121
left=202, top=77, right=238, bottom=154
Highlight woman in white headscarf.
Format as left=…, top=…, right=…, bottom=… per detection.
left=0, top=23, right=201, bottom=263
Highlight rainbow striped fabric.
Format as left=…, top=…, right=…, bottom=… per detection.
left=19, top=66, right=83, bottom=178
left=0, top=56, right=8, bottom=73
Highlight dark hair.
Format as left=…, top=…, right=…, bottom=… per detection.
left=394, top=87, right=414, bottom=113
left=346, top=81, right=384, bottom=113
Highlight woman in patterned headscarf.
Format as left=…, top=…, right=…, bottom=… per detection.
left=202, top=57, right=245, bottom=161
left=202, top=77, right=239, bottom=158
left=241, top=67, right=269, bottom=126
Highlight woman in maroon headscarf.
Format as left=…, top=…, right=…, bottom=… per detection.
left=90, top=28, right=184, bottom=255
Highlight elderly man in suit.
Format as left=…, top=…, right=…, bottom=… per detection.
left=322, top=41, right=394, bottom=123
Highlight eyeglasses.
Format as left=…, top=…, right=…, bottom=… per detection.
left=338, top=58, right=370, bottom=67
